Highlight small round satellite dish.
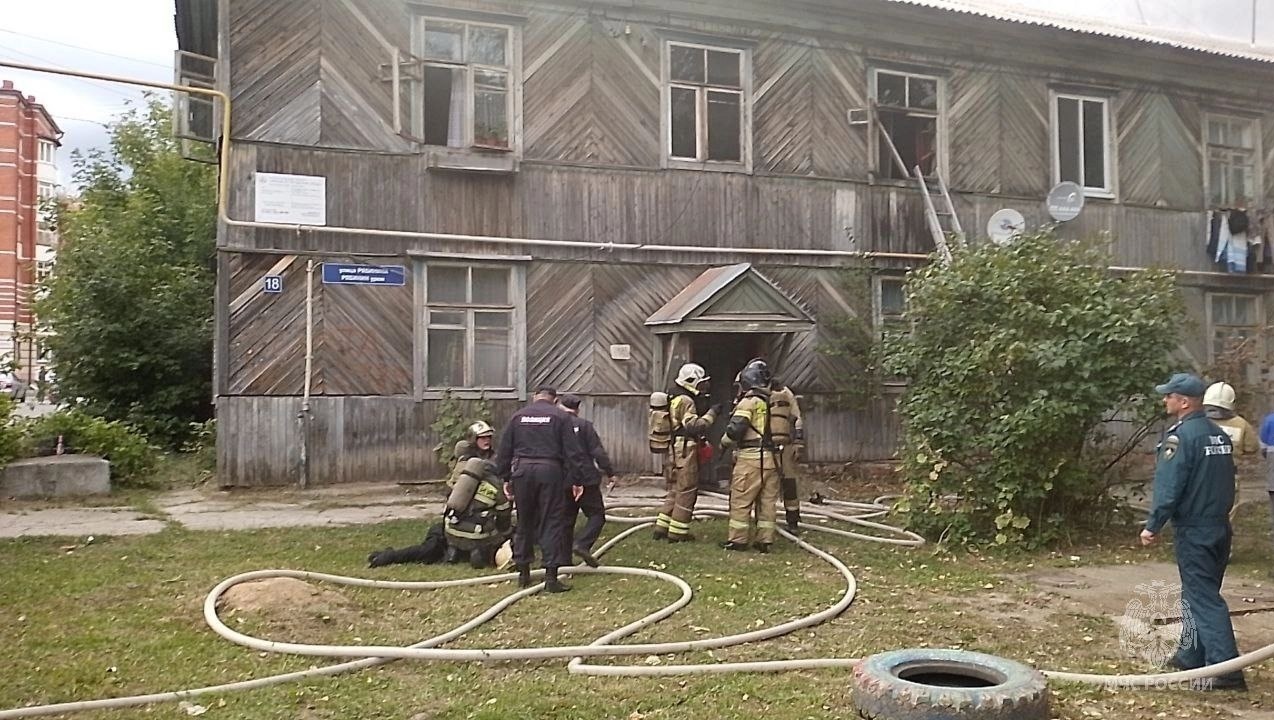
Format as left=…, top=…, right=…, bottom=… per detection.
left=987, top=208, right=1026, bottom=246
left=1047, top=181, right=1085, bottom=222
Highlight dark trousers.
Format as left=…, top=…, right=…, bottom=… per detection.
left=511, top=462, right=571, bottom=570
left=569, top=484, right=607, bottom=552
left=1172, top=524, right=1241, bottom=678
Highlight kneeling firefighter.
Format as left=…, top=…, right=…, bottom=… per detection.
left=769, top=377, right=805, bottom=533
left=722, top=359, right=780, bottom=553
left=447, top=421, right=496, bottom=487
left=369, top=422, right=511, bottom=569
left=652, top=363, right=722, bottom=542
left=443, top=456, right=514, bottom=567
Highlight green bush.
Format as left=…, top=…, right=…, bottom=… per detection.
left=883, top=231, right=1182, bottom=549
left=181, top=419, right=216, bottom=476
left=0, top=396, right=24, bottom=467
left=23, top=410, right=159, bottom=487
left=430, top=390, right=494, bottom=467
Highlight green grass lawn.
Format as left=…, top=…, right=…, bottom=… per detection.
left=1, top=504, right=1270, bottom=719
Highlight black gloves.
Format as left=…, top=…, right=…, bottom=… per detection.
left=710, top=403, right=727, bottom=416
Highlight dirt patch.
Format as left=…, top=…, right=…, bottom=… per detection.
left=1023, top=562, right=1274, bottom=661
left=218, top=577, right=356, bottom=634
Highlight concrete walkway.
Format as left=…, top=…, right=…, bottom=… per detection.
left=0, top=481, right=667, bottom=538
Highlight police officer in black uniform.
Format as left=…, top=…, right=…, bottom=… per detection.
left=560, top=393, right=616, bottom=569
left=495, top=385, right=592, bottom=593
left=1141, top=373, right=1245, bottom=691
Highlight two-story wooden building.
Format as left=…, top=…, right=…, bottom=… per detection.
left=175, top=0, right=1274, bottom=487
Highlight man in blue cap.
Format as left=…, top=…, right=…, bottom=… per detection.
left=1140, top=372, right=1245, bottom=691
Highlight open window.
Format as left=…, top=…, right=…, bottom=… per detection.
left=664, top=41, right=749, bottom=170
left=1205, top=114, right=1260, bottom=208
left=873, top=69, right=941, bottom=180
left=173, top=50, right=218, bottom=163
left=411, top=17, right=515, bottom=152
left=1052, top=92, right=1113, bottom=197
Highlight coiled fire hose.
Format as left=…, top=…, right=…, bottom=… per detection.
left=2, top=493, right=1270, bottom=719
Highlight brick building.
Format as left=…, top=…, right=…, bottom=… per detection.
left=0, top=80, right=60, bottom=384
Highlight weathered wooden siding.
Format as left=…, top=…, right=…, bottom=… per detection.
left=524, top=13, right=661, bottom=166
left=1115, top=91, right=1201, bottom=210
left=229, top=0, right=321, bottom=145
left=948, top=68, right=1049, bottom=197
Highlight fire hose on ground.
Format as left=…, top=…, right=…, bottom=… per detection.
left=1, top=493, right=1271, bottom=719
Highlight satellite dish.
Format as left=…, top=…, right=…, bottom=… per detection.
left=987, top=209, right=1026, bottom=246
left=1047, top=181, right=1085, bottom=222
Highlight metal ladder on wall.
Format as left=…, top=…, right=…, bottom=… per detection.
left=875, top=109, right=964, bottom=264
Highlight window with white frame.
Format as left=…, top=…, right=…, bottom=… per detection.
left=665, top=41, right=747, bottom=165
left=1206, top=114, right=1259, bottom=208
left=36, top=181, right=55, bottom=231
left=1208, top=293, right=1263, bottom=384
left=37, top=140, right=55, bottom=164
left=873, top=70, right=941, bottom=180
left=412, top=17, right=515, bottom=150
left=1052, top=92, right=1112, bottom=196
left=425, top=264, right=516, bottom=389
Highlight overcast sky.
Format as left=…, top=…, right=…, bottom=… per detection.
left=0, top=0, right=1270, bottom=187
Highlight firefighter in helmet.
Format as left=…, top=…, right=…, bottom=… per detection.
left=722, top=359, right=780, bottom=553
left=442, top=454, right=514, bottom=567
left=653, top=363, right=722, bottom=542
left=447, top=421, right=496, bottom=487
left=769, top=377, right=805, bottom=533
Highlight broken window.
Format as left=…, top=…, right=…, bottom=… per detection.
left=1053, top=93, right=1111, bottom=195
left=874, top=70, right=940, bottom=180
left=666, top=42, right=746, bottom=164
left=1206, top=115, right=1259, bottom=208
left=413, top=18, right=513, bottom=150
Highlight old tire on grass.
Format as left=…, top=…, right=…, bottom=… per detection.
left=852, top=648, right=1049, bottom=720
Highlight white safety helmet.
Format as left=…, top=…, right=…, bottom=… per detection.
left=495, top=540, right=514, bottom=570
left=1203, top=382, right=1236, bottom=411
left=467, top=421, right=494, bottom=442
left=675, top=363, right=710, bottom=393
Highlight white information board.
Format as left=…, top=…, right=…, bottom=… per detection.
left=254, top=172, right=327, bottom=226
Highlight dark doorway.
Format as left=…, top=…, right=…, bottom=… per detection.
left=688, top=333, right=772, bottom=489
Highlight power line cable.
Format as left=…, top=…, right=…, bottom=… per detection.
left=0, top=47, right=143, bottom=102
left=0, top=28, right=172, bottom=70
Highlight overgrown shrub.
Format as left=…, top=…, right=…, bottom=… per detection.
left=430, top=390, right=494, bottom=467
left=0, top=397, right=24, bottom=467
left=181, top=419, right=217, bottom=477
left=23, top=410, right=159, bottom=487
left=883, top=231, right=1182, bottom=548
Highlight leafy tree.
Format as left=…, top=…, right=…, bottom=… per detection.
left=883, top=231, right=1182, bottom=548
left=39, top=99, right=216, bottom=446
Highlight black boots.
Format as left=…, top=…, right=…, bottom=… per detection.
left=517, top=564, right=532, bottom=589
left=785, top=509, right=801, bottom=534
left=721, top=541, right=749, bottom=551
left=544, top=567, right=572, bottom=593
left=652, top=527, right=668, bottom=541
left=573, top=546, right=600, bottom=568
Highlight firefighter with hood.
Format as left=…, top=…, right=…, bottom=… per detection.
left=652, top=363, right=722, bottom=542
left=447, top=421, right=496, bottom=487
left=769, top=376, right=805, bottom=534
left=722, top=359, right=780, bottom=553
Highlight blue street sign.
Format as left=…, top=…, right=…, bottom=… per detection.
left=321, top=263, right=406, bottom=286
left=263, top=275, right=283, bottom=294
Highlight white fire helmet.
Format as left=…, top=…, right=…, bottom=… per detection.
left=675, top=363, right=710, bottom=393
left=1203, top=382, right=1236, bottom=411
left=467, top=421, right=495, bottom=441
left=495, top=540, right=514, bottom=570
